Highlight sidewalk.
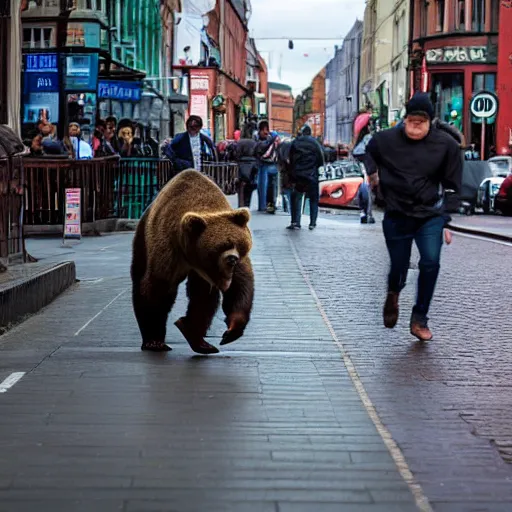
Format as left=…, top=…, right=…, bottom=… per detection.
left=0, top=214, right=420, bottom=512
left=448, top=214, right=512, bottom=242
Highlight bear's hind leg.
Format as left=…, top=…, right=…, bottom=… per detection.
left=175, top=271, right=220, bottom=355
left=220, top=258, right=254, bottom=346
left=133, top=279, right=177, bottom=352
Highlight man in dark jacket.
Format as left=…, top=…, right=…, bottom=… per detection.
left=287, top=125, right=325, bottom=230
left=164, top=115, right=215, bottom=173
left=365, top=92, right=462, bottom=342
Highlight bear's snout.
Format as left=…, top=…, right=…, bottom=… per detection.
left=226, top=254, right=239, bottom=267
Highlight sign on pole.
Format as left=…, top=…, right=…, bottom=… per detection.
left=470, top=91, right=499, bottom=161
left=63, top=188, right=81, bottom=242
left=470, top=91, right=498, bottom=119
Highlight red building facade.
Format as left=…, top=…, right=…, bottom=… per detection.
left=174, top=0, right=254, bottom=142
left=496, top=0, right=512, bottom=155
left=410, top=0, right=499, bottom=158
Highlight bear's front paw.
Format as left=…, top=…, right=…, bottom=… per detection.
left=174, top=317, right=220, bottom=355
left=220, top=313, right=247, bottom=346
left=141, top=340, right=172, bottom=352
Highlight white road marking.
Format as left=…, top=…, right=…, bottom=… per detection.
left=289, top=239, right=433, bottom=512
left=0, top=372, right=26, bottom=393
left=74, top=288, right=128, bottom=336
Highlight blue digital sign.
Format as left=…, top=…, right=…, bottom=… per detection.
left=64, top=54, right=99, bottom=91
left=24, top=73, right=59, bottom=93
left=98, top=80, right=142, bottom=101
left=25, top=54, right=58, bottom=73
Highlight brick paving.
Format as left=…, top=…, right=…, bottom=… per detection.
left=289, top=212, right=512, bottom=510
left=0, top=215, right=418, bottom=512
left=0, top=209, right=511, bottom=511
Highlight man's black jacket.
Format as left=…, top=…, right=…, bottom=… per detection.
left=365, top=124, right=462, bottom=218
left=289, top=135, right=325, bottom=182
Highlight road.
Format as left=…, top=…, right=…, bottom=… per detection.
left=0, top=210, right=511, bottom=512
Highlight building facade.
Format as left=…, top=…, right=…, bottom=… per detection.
left=268, top=82, right=293, bottom=137
left=19, top=0, right=180, bottom=141
left=246, top=36, right=268, bottom=124
left=173, top=0, right=258, bottom=142
left=293, top=67, right=325, bottom=140
left=410, top=0, right=499, bottom=158
left=390, top=0, right=409, bottom=121
left=324, top=20, right=363, bottom=145
left=495, top=0, right=511, bottom=155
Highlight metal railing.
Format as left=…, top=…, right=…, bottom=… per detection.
left=0, top=155, right=25, bottom=264
left=22, top=156, right=174, bottom=225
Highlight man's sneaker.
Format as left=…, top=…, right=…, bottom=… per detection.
left=309, top=224, right=316, bottom=230
left=410, top=318, right=433, bottom=341
left=360, top=216, right=368, bottom=224
left=368, top=216, right=376, bottom=224
left=266, top=203, right=276, bottom=214
left=383, top=292, right=399, bottom=328
left=286, top=223, right=300, bottom=230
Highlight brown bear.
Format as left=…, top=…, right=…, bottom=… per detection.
left=131, top=169, right=254, bottom=354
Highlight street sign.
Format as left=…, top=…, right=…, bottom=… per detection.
left=470, top=91, right=499, bottom=119
left=63, top=188, right=81, bottom=242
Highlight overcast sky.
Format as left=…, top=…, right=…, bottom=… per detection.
left=248, top=0, right=365, bottom=96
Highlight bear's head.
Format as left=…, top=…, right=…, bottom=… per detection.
left=180, top=208, right=252, bottom=292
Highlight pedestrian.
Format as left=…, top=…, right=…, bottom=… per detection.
left=254, top=120, right=280, bottom=213
left=163, top=115, right=215, bottom=172
left=287, top=125, right=325, bottom=230
left=353, top=125, right=376, bottom=224
left=365, top=92, right=462, bottom=341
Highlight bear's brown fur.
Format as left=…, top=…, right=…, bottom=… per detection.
left=131, top=169, right=254, bottom=354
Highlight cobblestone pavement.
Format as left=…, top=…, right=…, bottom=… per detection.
left=0, top=208, right=511, bottom=511
left=282, top=210, right=512, bottom=511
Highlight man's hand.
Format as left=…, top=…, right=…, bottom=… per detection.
left=369, top=172, right=379, bottom=189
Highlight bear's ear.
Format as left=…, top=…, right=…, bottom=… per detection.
left=228, top=208, right=250, bottom=227
left=181, top=212, right=207, bottom=239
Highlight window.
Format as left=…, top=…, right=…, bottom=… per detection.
left=418, top=0, right=428, bottom=37
left=76, top=0, right=104, bottom=11
left=473, top=73, right=495, bottom=92
left=491, top=0, right=499, bottom=30
left=431, top=73, right=464, bottom=132
left=454, top=0, right=466, bottom=30
left=472, top=0, right=486, bottom=31
left=436, top=0, right=445, bottom=31
left=22, top=27, right=54, bottom=49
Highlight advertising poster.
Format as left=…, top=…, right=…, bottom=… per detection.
left=64, top=188, right=81, bottom=240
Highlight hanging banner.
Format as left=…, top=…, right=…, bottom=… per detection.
left=64, top=188, right=81, bottom=240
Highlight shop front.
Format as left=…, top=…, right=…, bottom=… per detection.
left=98, top=79, right=142, bottom=123
left=425, top=40, right=498, bottom=159
left=22, top=53, right=60, bottom=136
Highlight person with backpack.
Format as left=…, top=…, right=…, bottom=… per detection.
left=254, top=121, right=280, bottom=213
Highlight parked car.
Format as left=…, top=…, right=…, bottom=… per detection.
left=476, top=176, right=506, bottom=214
left=318, top=160, right=364, bottom=208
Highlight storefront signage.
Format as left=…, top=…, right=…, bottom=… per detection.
left=25, top=53, right=58, bottom=73
left=426, top=46, right=489, bottom=63
left=64, top=54, right=98, bottom=91
left=470, top=91, right=499, bottom=119
left=66, top=22, right=101, bottom=48
left=63, top=188, right=81, bottom=240
left=98, top=80, right=141, bottom=101
left=24, top=73, right=59, bottom=93
left=190, top=94, right=208, bottom=123
left=190, top=75, right=209, bottom=91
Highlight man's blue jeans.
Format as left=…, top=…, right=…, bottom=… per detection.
left=257, top=164, right=278, bottom=211
left=382, top=212, right=445, bottom=321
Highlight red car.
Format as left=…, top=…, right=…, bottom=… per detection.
left=319, top=161, right=365, bottom=208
